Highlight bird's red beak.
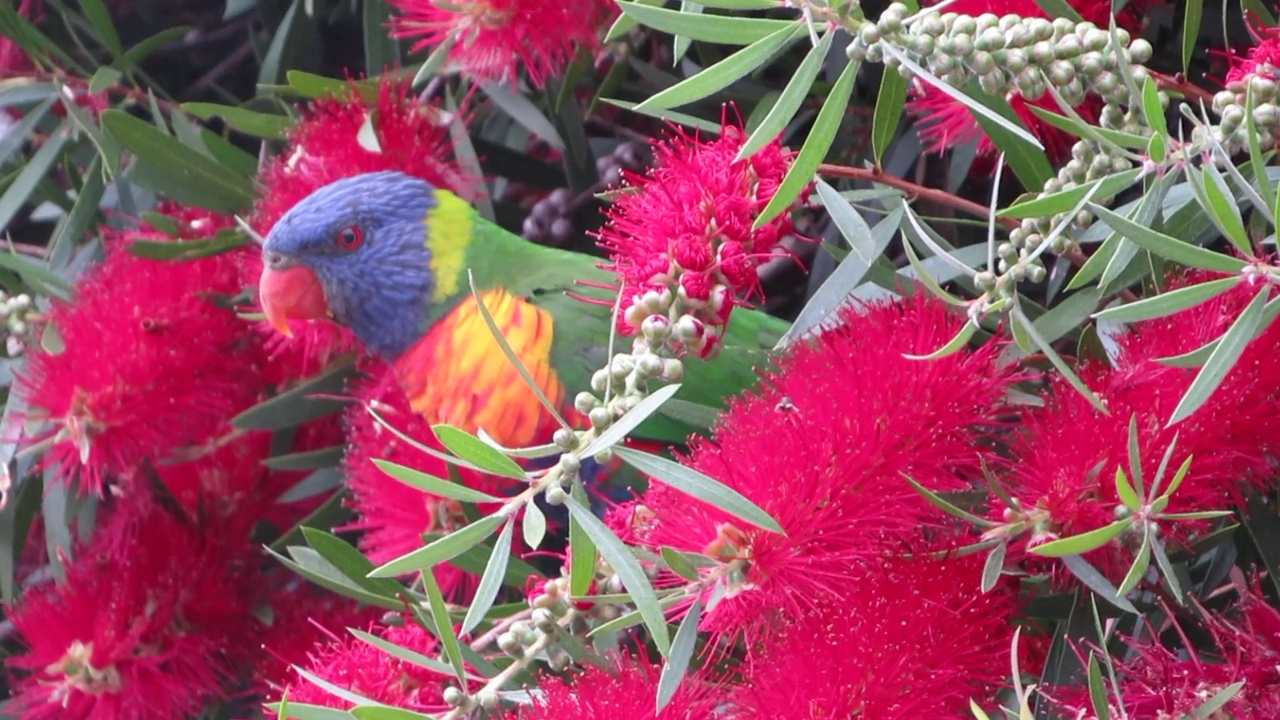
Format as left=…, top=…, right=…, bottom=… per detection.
left=258, top=264, right=328, bottom=337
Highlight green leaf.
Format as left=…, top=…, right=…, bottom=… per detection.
left=1149, top=536, right=1184, bottom=602
left=1116, top=529, right=1151, bottom=595
left=101, top=110, right=254, bottom=212
left=431, top=425, right=527, bottom=480
left=615, top=446, right=783, bottom=533
left=265, top=446, right=344, bottom=471
left=460, top=518, right=514, bottom=635
left=1139, top=75, right=1168, bottom=138
left=1088, top=202, right=1247, bottom=274
left=123, top=26, right=191, bottom=64
left=1202, top=161, right=1252, bottom=255
left=579, top=384, right=683, bottom=458
left=421, top=568, right=468, bottom=685
left=351, top=706, right=433, bottom=720
left=269, top=702, right=356, bottom=720
left=370, top=460, right=502, bottom=503
left=269, top=547, right=402, bottom=610
left=183, top=102, right=293, bottom=139
left=79, top=0, right=124, bottom=59
left=1181, top=0, right=1204, bottom=75
left=1032, top=0, right=1083, bottom=20
left=1012, top=306, right=1108, bottom=412
left=88, top=66, right=122, bottom=95
left=999, top=168, right=1142, bottom=219
left=411, top=35, right=456, bottom=87
left=126, top=230, right=251, bottom=261
left=48, top=154, right=105, bottom=256
left=565, top=497, right=670, bottom=654
left=349, top=628, right=458, bottom=676
left=656, top=594, right=702, bottom=712
left=1086, top=654, right=1113, bottom=720
left=754, top=57, right=859, bottom=228
left=0, top=118, right=70, bottom=234
left=872, top=69, right=908, bottom=166
left=447, top=536, right=545, bottom=589
left=661, top=546, right=701, bottom=582
left=1030, top=519, right=1133, bottom=557
left=302, top=528, right=405, bottom=597
left=816, top=179, right=876, bottom=262
left=367, top=515, right=505, bottom=577
left=1092, top=277, right=1241, bottom=323
left=233, top=361, right=357, bottom=430
left=903, top=319, right=978, bottom=361
left=522, top=501, right=547, bottom=549
left=1160, top=455, right=1195, bottom=503
left=479, top=81, right=565, bottom=151
left=1060, top=554, right=1139, bottom=614
left=363, top=0, right=399, bottom=76
left=569, top=482, right=596, bottom=597
left=636, top=23, right=804, bottom=112
left=736, top=29, right=832, bottom=160
left=902, top=474, right=996, bottom=527
left=1168, top=288, right=1270, bottom=427
left=981, top=541, right=1006, bottom=593
left=603, top=99, right=723, bottom=134
left=882, top=44, right=1042, bottom=149
left=616, top=2, right=797, bottom=44
left=1114, top=467, right=1141, bottom=512
left=0, top=94, right=55, bottom=166
left=963, top=80, right=1054, bottom=190
left=1193, top=681, right=1246, bottom=718
left=782, top=202, right=901, bottom=344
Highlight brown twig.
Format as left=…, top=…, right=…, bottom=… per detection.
left=818, top=162, right=1018, bottom=229
left=1150, top=70, right=1214, bottom=106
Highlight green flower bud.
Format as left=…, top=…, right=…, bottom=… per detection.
left=443, top=687, right=466, bottom=707
left=1128, top=38, right=1153, bottom=64
left=859, top=23, right=881, bottom=46
left=952, top=14, right=977, bottom=36
left=545, top=485, right=566, bottom=506
left=1004, top=48, right=1028, bottom=74
left=1026, top=263, right=1047, bottom=283
left=971, top=50, right=996, bottom=75
left=1028, top=17, right=1054, bottom=41
left=589, top=406, right=611, bottom=430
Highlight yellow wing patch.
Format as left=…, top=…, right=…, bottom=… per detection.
left=424, top=190, right=473, bottom=304
left=393, top=288, right=568, bottom=450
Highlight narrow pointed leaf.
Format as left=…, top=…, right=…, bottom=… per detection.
left=635, top=23, right=804, bottom=112
left=1089, top=202, right=1248, bottom=274
left=981, top=541, right=1007, bottom=593
left=816, top=179, right=876, bottom=262
left=579, top=384, right=682, bottom=458
left=349, top=628, right=458, bottom=676
left=1030, top=519, right=1133, bottom=557
left=461, top=518, right=514, bottom=635
left=1168, top=288, right=1269, bottom=426
left=737, top=29, right=832, bottom=159
left=1087, top=654, right=1113, bottom=720
left=1093, top=277, right=1241, bottom=323
left=754, top=57, right=859, bottom=228
left=903, top=474, right=996, bottom=527
left=903, top=319, right=978, bottom=360
left=656, top=595, right=702, bottom=712
left=367, top=515, right=504, bottom=577
left=569, top=482, right=596, bottom=597
left=1149, top=537, right=1184, bottom=602
left=872, top=68, right=907, bottom=166
left=372, top=460, right=503, bottom=503
left=1000, top=168, right=1142, bottom=219
left=430, top=425, right=526, bottom=479
left=661, top=546, right=701, bottom=582
left=616, top=2, right=796, bottom=44
left=565, top=496, right=670, bottom=654
left=1116, top=530, right=1151, bottom=596
left=421, top=568, right=468, bottom=685
left=615, top=446, right=782, bottom=533
left=1060, top=554, right=1139, bottom=614
left=522, top=501, right=547, bottom=549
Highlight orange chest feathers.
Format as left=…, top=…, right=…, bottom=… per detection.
left=392, top=288, right=572, bottom=450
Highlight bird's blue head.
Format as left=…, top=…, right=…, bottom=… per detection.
left=258, top=171, right=436, bottom=360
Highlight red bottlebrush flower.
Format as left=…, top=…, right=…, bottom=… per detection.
left=271, top=620, right=462, bottom=713
left=634, top=291, right=1019, bottom=640
left=909, top=0, right=1142, bottom=167
left=595, top=113, right=803, bottom=357
left=997, top=273, right=1280, bottom=580
left=341, top=364, right=514, bottom=599
left=19, top=206, right=264, bottom=495
left=249, top=75, right=477, bottom=378
left=254, top=578, right=383, bottom=689
left=499, top=650, right=720, bottom=720
left=387, top=0, right=617, bottom=88
left=1047, top=580, right=1280, bottom=718
left=5, top=495, right=260, bottom=720
left=736, top=551, right=1017, bottom=719
left=1223, top=15, right=1280, bottom=85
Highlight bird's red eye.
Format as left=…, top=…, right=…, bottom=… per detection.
left=336, top=225, right=363, bottom=250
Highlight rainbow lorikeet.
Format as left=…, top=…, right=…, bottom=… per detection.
left=257, top=170, right=788, bottom=452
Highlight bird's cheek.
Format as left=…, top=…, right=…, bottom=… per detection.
left=259, top=264, right=330, bottom=337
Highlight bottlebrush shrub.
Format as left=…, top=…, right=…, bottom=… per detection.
left=624, top=291, right=1021, bottom=642
left=992, top=272, right=1280, bottom=582
left=6, top=493, right=262, bottom=720
left=18, top=206, right=265, bottom=496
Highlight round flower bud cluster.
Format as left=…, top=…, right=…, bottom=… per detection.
left=1209, top=74, right=1280, bottom=154
left=571, top=317, right=685, bottom=441
left=0, top=291, right=33, bottom=357
left=847, top=4, right=1154, bottom=110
